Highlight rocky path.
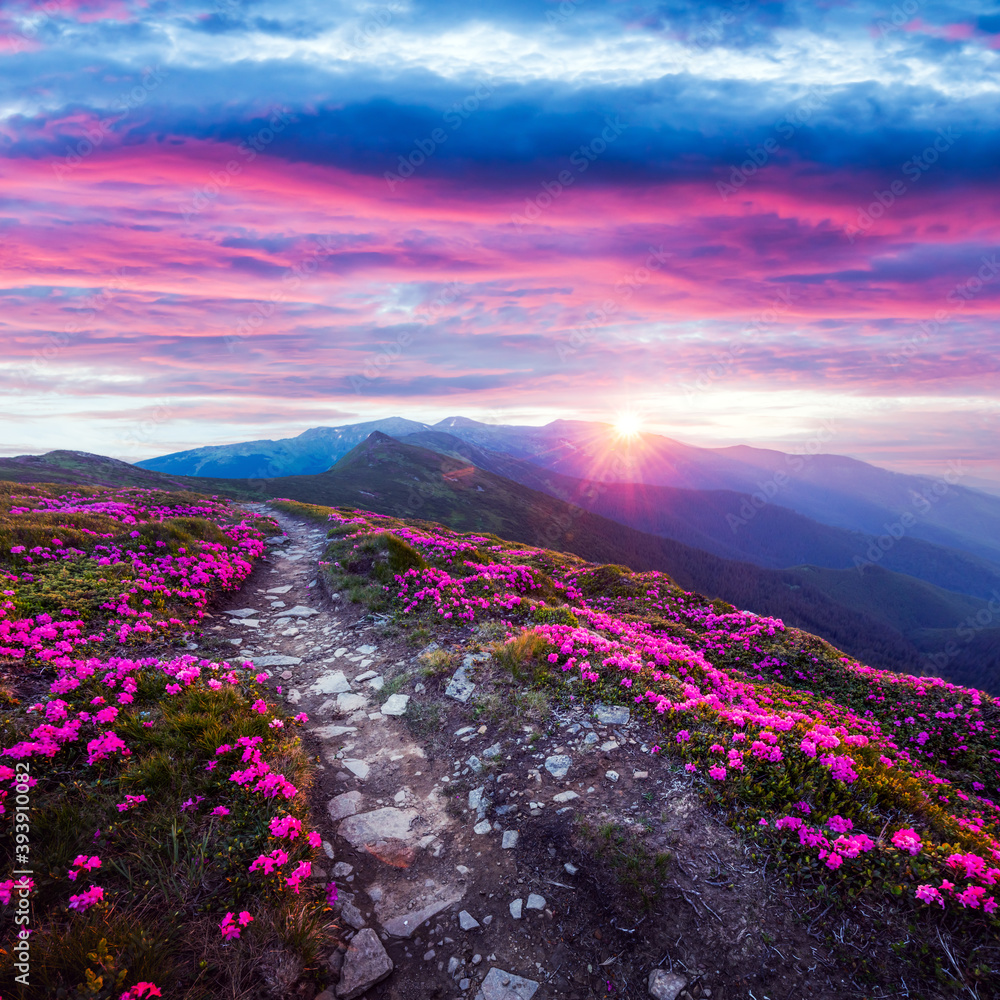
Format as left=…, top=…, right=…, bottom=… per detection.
left=202, top=505, right=846, bottom=1000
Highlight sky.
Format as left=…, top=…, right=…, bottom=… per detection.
left=2, top=0, right=999, bottom=483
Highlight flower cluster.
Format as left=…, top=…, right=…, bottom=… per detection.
left=317, top=507, right=1000, bottom=920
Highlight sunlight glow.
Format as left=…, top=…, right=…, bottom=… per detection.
left=614, top=413, right=643, bottom=439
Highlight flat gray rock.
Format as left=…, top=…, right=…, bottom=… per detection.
left=327, top=790, right=363, bottom=822
left=525, top=894, right=546, bottom=911
left=544, top=755, right=571, bottom=779
left=265, top=535, right=289, bottom=545
left=473, top=819, right=492, bottom=835
left=343, top=759, right=370, bottom=780
left=509, top=898, right=522, bottom=919
left=381, top=693, right=409, bottom=716
left=312, top=724, right=357, bottom=740
left=483, top=743, right=502, bottom=760
left=458, top=909, right=480, bottom=930
left=501, top=830, right=519, bottom=849
left=594, top=703, right=630, bottom=726
left=336, top=692, right=367, bottom=714
left=284, top=605, right=320, bottom=618
left=340, top=900, right=366, bottom=930
left=382, top=894, right=462, bottom=938
left=228, top=608, right=259, bottom=618
left=267, top=584, right=293, bottom=594
left=475, top=967, right=540, bottom=1000
left=248, top=654, right=302, bottom=667
left=338, top=807, right=417, bottom=848
left=310, top=670, right=352, bottom=695
left=647, top=970, right=688, bottom=1000
left=336, top=927, right=393, bottom=999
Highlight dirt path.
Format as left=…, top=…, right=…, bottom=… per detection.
left=203, top=505, right=849, bottom=1000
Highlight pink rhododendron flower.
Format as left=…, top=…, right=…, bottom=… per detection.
left=120, top=984, right=162, bottom=999
left=891, top=828, right=922, bottom=855
left=68, top=885, right=104, bottom=911
left=915, top=885, right=944, bottom=907
left=220, top=911, right=253, bottom=940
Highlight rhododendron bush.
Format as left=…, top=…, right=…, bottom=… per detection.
left=0, top=484, right=330, bottom=995
left=302, top=501, right=1000, bottom=982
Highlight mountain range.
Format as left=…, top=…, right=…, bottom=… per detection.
left=4, top=427, right=999, bottom=693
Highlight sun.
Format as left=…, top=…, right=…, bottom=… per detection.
left=613, top=412, right=643, bottom=439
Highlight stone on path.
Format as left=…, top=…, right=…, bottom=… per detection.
left=337, top=807, right=417, bottom=848
left=544, top=755, right=571, bottom=779
left=605, top=770, right=620, bottom=782
left=509, top=899, right=523, bottom=919
left=446, top=652, right=488, bottom=702
left=284, top=605, right=320, bottom=618
left=501, top=830, right=519, bottom=849
left=265, top=535, right=289, bottom=545
left=342, top=759, right=370, bottom=780
left=380, top=889, right=464, bottom=938
left=473, top=820, right=492, bottom=835
left=340, top=900, right=366, bottom=929
left=313, top=724, right=356, bottom=740
left=594, top=703, right=630, bottom=726
left=336, top=693, right=367, bottom=714
left=647, top=970, right=688, bottom=1000
left=553, top=790, right=578, bottom=803
left=381, top=693, right=409, bottom=716
left=475, top=967, right=540, bottom=1000
left=310, top=670, right=352, bottom=695
left=525, top=894, right=545, bottom=911
left=228, top=608, right=259, bottom=618
left=458, top=910, right=480, bottom=931
left=482, top=743, right=502, bottom=759
left=327, top=790, right=363, bottom=822
left=336, top=927, right=393, bottom=1000
left=267, top=584, right=293, bottom=594
left=248, top=654, right=302, bottom=668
